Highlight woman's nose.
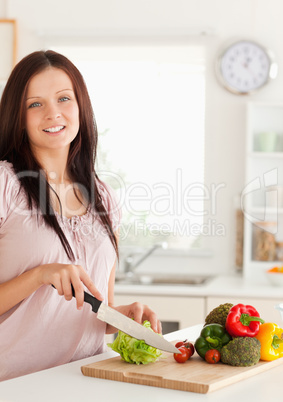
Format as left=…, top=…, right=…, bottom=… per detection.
left=45, top=103, right=61, bottom=119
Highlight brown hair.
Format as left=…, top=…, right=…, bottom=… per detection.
left=0, top=50, right=118, bottom=260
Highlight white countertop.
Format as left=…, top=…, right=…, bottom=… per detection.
left=114, top=273, right=283, bottom=299
left=0, top=324, right=282, bottom=402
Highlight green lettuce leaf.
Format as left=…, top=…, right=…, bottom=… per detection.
left=107, top=320, right=163, bottom=365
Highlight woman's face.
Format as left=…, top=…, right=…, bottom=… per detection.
left=25, top=67, right=80, bottom=158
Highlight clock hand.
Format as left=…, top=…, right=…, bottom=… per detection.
left=241, top=58, right=256, bottom=77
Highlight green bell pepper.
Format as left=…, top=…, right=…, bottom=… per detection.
left=195, top=323, right=232, bottom=359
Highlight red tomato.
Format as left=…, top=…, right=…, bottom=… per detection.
left=205, top=349, right=221, bottom=364
left=184, top=341, right=195, bottom=356
left=174, top=346, right=190, bottom=363
left=175, top=340, right=195, bottom=356
left=175, top=341, right=185, bottom=348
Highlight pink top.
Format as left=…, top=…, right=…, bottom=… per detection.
left=0, top=160, right=121, bottom=381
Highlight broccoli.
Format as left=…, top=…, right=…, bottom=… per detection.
left=204, top=303, right=233, bottom=327
left=220, top=337, right=261, bottom=367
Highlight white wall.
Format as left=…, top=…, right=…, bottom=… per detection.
left=1, top=0, right=283, bottom=275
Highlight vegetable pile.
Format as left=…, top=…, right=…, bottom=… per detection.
left=108, top=304, right=283, bottom=368
left=193, top=302, right=283, bottom=366
left=107, top=320, right=163, bottom=365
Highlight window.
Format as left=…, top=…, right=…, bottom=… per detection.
left=52, top=42, right=206, bottom=250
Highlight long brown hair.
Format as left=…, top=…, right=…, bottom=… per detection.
left=0, top=50, right=118, bottom=261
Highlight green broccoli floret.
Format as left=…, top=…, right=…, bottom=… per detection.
left=220, top=337, right=261, bottom=367
left=204, top=303, right=233, bottom=327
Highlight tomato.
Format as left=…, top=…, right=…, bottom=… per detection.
left=184, top=342, right=195, bottom=356
left=175, top=341, right=185, bottom=348
left=174, top=346, right=190, bottom=363
left=175, top=340, right=195, bottom=356
left=205, top=349, right=221, bottom=364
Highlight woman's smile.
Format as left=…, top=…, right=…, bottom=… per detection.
left=25, top=67, right=80, bottom=156
left=43, top=125, right=66, bottom=135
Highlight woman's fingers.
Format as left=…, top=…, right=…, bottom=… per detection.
left=48, top=264, right=161, bottom=333
left=79, top=270, right=104, bottom=301
left=68, top=266, right=104, bottom=309
left=115, top=303, right=162, bottom=334
left=70, top=279, right=85, bottom=310
left=148, top=312, right=162, bottom=334
left=61, top=275, right=73, bottom=302
left=58, top=265, right=82, bottom=308
left=141, top=306, right=161, bottom=334
left=131, top=302, right=162, bottom=334
left=127, top=301, right=144, bottom=324
left=46, top=263, right=103, bottom=310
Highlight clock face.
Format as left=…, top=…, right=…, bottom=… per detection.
left=219, top=40, right=273, bottom=94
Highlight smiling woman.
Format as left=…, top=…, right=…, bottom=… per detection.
left=0, top=50, right=162, bottom=382
left=25, top=68, right=80, bottom=158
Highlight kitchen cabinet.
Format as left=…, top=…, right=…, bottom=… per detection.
left=206, top=296, right=282, bottom=326
left=114, top=294, right=205, bottom=332
left=243, top=102, right=283, bottom=282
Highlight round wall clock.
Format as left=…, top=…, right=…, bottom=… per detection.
left=216, top=39, right=278, bottom=95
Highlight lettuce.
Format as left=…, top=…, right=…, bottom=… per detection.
left=107, top=320, right=163, bottom=365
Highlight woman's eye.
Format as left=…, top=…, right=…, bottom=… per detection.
left=59, top=96, right=70, bottom=102
left=28, top=102, right=41, bottom=109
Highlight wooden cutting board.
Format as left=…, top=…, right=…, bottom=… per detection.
left=81, top=349, right=283, bottom=394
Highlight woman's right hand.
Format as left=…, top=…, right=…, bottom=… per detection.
left=39, top=263, right=104, bottom=310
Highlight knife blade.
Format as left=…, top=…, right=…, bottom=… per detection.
left=59, top=285, right=180, bottom=354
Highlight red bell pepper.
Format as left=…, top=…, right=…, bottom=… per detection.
left=225, top=303, right=265, bottom=337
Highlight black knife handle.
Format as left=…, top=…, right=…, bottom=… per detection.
left=71, top=284, right=102, bottom=313
left=52, top=284, right=102, bottom=313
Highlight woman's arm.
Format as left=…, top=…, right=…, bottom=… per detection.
left=0, top=263, right=104, bottom=316
left=0, top=266, right=43, bottom=316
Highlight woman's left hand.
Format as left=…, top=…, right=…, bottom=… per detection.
left=106, top=302, right=162, bottom=335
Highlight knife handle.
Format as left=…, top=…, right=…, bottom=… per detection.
left=70, top=284, right=102, bottom=313
left=51, top=284, right=101, bottom=313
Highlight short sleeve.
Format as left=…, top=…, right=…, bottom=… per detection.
left=0, top=161, right=19, bottom=229
left=97, top=180, right=122, bottom=232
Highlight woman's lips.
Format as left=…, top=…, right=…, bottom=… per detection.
left=43, top=125, right=65, bottom=136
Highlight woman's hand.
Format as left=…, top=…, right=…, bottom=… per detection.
left=39, top=263, right=104, bottom=310
left=107, top=302, right=162, bottom=335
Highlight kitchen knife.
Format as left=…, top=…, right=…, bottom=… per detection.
left=53, top=285, right=180, bottom=354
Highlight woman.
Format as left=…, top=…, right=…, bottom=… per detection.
left=0, top=50, right=161, bottom=381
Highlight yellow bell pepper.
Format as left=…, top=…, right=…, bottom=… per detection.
left=255, top=322, right=283, bottom=361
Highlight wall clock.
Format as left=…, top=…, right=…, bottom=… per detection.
left=216, top=39, right=278, bottom=95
